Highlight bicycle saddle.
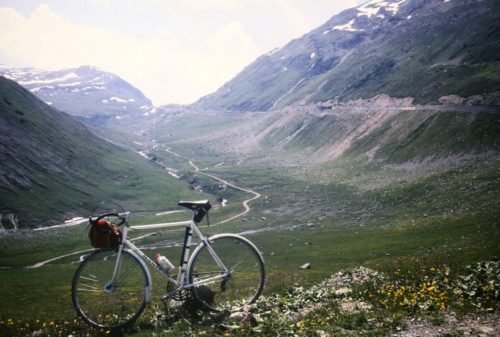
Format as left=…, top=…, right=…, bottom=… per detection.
left=178, top=200, right=211, bottom=211
left=179, top=200, right=211, bottom=223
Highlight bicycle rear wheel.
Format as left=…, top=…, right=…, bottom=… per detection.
left=71, top=249, right=148, bottom=330
left=189, top=234, right=265, bottom=312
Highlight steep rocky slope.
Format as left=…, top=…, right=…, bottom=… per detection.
left=195, top=0, right=500, bottom=111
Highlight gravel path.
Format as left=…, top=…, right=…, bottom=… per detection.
left=188, top=160, right=261, bottom=225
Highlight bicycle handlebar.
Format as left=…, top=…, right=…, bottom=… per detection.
left=89, top=212, right=128, bottom=227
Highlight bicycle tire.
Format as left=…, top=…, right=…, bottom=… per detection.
left=71, top=249, right=148, bottom=330
left=188, top=234, right=265, bottom=312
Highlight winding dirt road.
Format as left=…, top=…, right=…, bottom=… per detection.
left=25, top=148, right=261, bottom=269
left=163, top=145, right=262, bottom=224
left=188, top=160, right=261, bottom=225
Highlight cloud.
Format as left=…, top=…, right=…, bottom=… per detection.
left=274, top=0, right=311, bottom=38
left=274, top=0, right=360, bottom=39
left=0, top=1, right=362, bottom=104
left=0, top=4, right=260, bottom=104
left=0, top=5, right=123, bottom=70
left=90, top=0, right=112, bottom=7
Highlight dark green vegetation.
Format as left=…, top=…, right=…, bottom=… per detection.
left=0, top=77, right=203, bottom=227
left=195, top=0, right=500, bottom=111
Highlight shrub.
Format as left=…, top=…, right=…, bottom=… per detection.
left=453, top=259, right=500, bottom=310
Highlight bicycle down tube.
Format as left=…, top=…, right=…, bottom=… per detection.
left=123, top=216, right=231, bottom=293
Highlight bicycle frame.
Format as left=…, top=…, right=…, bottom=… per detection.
left=72, top=203, right=266, bottom=331
left=110, top=212, right=231, bottom=302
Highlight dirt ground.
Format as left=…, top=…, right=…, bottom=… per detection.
left=393, top=312, right=499, bottom=337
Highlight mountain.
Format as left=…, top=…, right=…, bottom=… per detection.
left=0, top=65, right=156, bottom=122
left=195, top=0, right=500, bottom=112
left=0, top=76, right=197, bottom=227
left=147, top=0, right=500, bottom=164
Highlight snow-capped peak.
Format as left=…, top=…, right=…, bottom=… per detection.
left=0, top=65, right=152, bottom=118
left=357, top=0, right=406, bottom=18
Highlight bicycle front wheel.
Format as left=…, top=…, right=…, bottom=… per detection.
left=189, top=234, right=265, bottom=312
left=71, top=249, right=148, bottom=330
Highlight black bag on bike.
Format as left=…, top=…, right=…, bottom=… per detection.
left=88, top=219, right=122, bottom=249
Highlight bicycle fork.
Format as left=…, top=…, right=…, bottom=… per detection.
left=108, top=228, right=153, bottom=303
left=107, top=245, right=125, bottom=292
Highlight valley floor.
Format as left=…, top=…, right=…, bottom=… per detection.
left=1, top=104, right=499, bottom=336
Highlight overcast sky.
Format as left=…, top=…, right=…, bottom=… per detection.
left=0, top=0, right=365, bottom=105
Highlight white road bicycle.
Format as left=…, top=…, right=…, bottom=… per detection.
left=71, top=200, right=265, bottom=330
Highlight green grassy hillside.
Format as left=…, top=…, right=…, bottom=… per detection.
left=0, top=76, right=203, bottom=227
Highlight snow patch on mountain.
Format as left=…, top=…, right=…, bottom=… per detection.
left=322, top=0, right=405, bottom=35
left=81, top=86, right=105, bottom=91
left=57, top=82, right=81, bottom=87
left=142, top=107, right=158, bottom=116
left=333, top=19, right=363, bottom=32
left=30, top=86, right=55, bottom=93
left=18, top=72, right=79, bottom=85
left=110, top=96, right=128, bottom=103
left=357, top=0, right=406, bottom=18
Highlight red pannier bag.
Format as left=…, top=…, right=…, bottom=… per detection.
left=88, top=219, right=122, bottom=249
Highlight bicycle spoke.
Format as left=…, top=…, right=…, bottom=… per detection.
left=80, top=275, right=99, bottom=283
left=189, top=235, right=264, bottom=311
left=72, top=250, right=147, bottom=330
left=77, top=289, right=104, bottom=293
left=79, top=283, right=99, bottom=290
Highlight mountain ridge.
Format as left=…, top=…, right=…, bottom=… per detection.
left=193, top=0, right=500, bottom=112
left=0, top=65, right=156, bottom=122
